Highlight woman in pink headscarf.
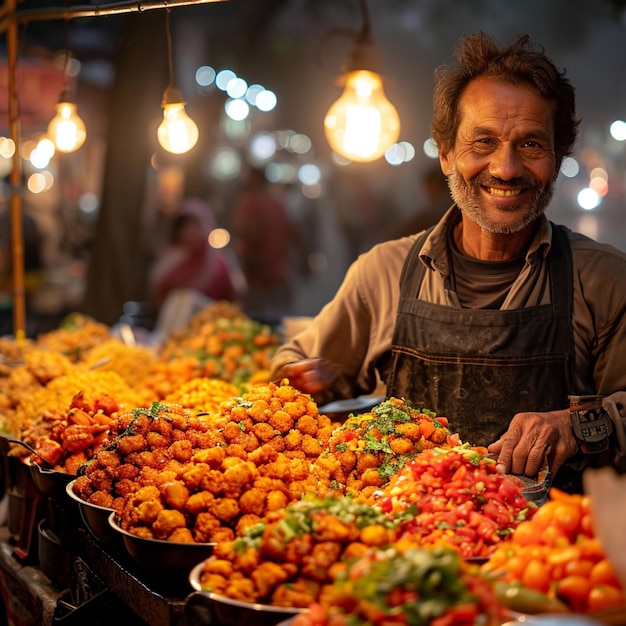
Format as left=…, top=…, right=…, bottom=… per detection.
left=149, top=198, right=238, bottom=309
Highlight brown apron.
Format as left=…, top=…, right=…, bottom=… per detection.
left=385, top=224, right=575, bottom=448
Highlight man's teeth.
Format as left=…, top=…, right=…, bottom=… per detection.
left=488, top=187, right=521, bottom=197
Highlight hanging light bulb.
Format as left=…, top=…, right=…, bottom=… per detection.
left=323, top=0, right=400, bottom=162
left=325, top=70, right=400, bottom=162
left=47, top=90, right=86, bottom=153
left=47, top=22, right=86, bottom=154
left=157, top=9, right=199, bottom=155
left=158, top=86, right=199, bottom=154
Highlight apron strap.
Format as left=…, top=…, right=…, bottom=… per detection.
left=398, top=226, right=434, bottom=298
left=549, top=223, right=576, bottom=394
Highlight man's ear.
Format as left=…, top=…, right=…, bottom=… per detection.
left=439, top=148, right=452, bottom=176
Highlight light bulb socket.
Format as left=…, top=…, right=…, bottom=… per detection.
left=344, top=28, right=380, bottom=74
left=58, top=89, right=76, bottom=104
left=162, top=86, right=186, bottom=107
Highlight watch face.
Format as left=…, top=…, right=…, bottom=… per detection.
left=569, top=395, right=612, bottom=453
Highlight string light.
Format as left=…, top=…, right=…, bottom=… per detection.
left=157, top=8, right=199, bottom=154
left=323, top=0, right=400, bottom=163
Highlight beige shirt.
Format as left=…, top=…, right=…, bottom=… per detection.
left=272, top=207, right=626, bottom=414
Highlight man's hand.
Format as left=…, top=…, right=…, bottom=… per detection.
left=273, top=358, right=342, bottom=396
left=487, top=408, right=578, bottom=477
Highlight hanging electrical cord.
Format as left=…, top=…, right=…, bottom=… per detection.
left=46, top=18, right=87, bottom=152
left=156, top=6, right=199, bottom=154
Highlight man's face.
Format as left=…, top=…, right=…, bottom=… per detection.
left=439, top=77, right=558, bottom=235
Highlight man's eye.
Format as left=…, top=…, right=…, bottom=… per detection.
left=473, top=138, right=494, bottom=150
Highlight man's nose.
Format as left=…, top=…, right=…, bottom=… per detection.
left=489, top=144, right=524, bottom=180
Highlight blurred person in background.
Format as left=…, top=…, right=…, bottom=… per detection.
left=232, top=167, right=308, bottom=323
left=148, top=197, right=239, bottom=312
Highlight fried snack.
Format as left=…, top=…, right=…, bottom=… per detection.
left=211, top=380, right=337, bottom=462
left=312, top=397, right=460, bottom=499
left=138, top=356, right=207, bottom=400
left=158, top=310, right=280, bottom=385
left=0, top=347, right=75, bottom=435
left=71, top=403, right=225, bottom=516
left=72, top=382, right=337, bottom=543
left=28, top=390, right=125, bottom=474
left=1, top=304, right=281, bottom=439
left=185, top=300, right=248, bottom=330
left=200, top=495, right=400, bottom=607
left=80, top=338, right=160, bottom=398
left=0, top=336, right=36, bottom=365
left=4, top=365, right=145, bottom=444
left=35, top=313, right=111, bottom=361
left=163, top=377, right=240, bottom=417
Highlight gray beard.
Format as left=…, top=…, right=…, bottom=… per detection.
left=446, top=166, right=555, bottom=234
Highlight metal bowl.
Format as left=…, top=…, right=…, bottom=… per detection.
left=108, top=513, right=216, bottom=573
left=185, top=590, right=307, bottom=626
left=38, top=519, right=72, bottom=587
left=65, top=479, right=119, bottom=544
left=318, top=394, right=385, bottom=421
left=30, top=461, right=76, bottom=499
left=188, top=560, right=308, bottom=626
left=502, top=614, right=607, bottom=625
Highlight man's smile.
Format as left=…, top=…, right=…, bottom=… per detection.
left=485, top=187, right=523, bottom=197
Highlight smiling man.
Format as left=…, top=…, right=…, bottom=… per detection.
left=271, top=32, right=626, bottom=493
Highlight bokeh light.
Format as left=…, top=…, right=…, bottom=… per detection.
left=79, top=192, right=99, bottom=214
left=298, top=163, right=321, bottom=186
left=255, top=90, right=277, bottom=112
left=609, top=120, right=626, bottom=141
left=215, top=69, right=236, bottom=91
left=208, top=147, right=241, bottom=181
left=195, top=65, right=216, bottom=87
left=266, top=161, right=298, bottom=184
left=208, top=228, right=230, bottom=249
left=30, top=137, right=55, bottom=169
left=0, top=137, right=15, bottom=158
left=225, top=98, right=250, bottom=121
left=245, top=84, right=265, bottom=106
left=249, top=132, right=277, bottom=161
left=226, top=77, right=248, bottom=99
left=302, top=183, right=322, bottom=200
left=590, top=177, right=609, bottom=196
left=560, top=156, right=579, bottom=178
left=577, top=187, right=601, bottom=210
left=27, top=171, right=52, bottom=193
left=287, top=133, right=312, bottom=155
left=423, top=138, right=438, bottom=158
left=385, top=141, right=416, bottom=166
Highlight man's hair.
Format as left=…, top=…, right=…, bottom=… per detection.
left=431, top=32, right=580, bottom=166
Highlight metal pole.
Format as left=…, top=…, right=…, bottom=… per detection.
left=0, top=0, right=230, bottom=32
left=6, top=0, right=26, bottom=342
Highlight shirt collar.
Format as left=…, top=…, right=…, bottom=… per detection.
left=419, top=206, right=553, bottom=275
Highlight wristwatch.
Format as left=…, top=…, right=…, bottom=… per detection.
left=569, top=394, right=613, bottom=454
